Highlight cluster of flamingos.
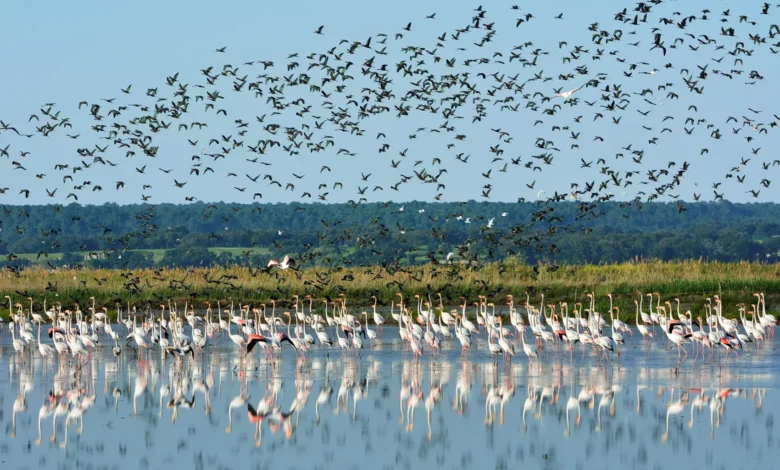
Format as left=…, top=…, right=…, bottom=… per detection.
left=3, top=291, right=776, bottom=371
left=384, top=291, right=775, bottom=371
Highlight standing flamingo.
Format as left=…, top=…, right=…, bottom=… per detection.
left=635, top=300, right=653, bottom=345
left=664, top=319, right=692, bottom=371
left=497, top=318, right=514, bottom=363
left=520, top=326, right=537, bottom=367
left=37, top=319, right=55, bottom=360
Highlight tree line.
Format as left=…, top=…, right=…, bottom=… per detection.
left=1, top=200, right=779, bottom=270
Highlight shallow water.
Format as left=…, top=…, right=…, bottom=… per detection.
left=1, top=327, right=778, bottom=470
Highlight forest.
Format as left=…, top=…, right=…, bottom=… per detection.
left=0, top=200, right=778, bottom=270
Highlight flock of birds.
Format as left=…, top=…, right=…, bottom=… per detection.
left=4, top=290, right=776, bottom=373
left=3, top=339, right=770, bottom=455
left=1, top=1, right=780, bottom=274
left=4, top=2, right=780, bottom=466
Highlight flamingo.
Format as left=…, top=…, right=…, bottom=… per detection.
left=284, top=312, right=308, bottom=360
left=635, top=300, right=653, bottom=344
left=129, top=310, right=148, bottom=352
left=611, top=307, right=625, bottom=345
left=497, top=318, right=514, bottom=362
left=408, top=315, right=423, bottom=361
left=664, top=319, right=692, bottom=370
left=438, top=310, right=452, bottom=341
left=334, top=323, right=350, bottom=352
left=520, top=326, right=537, bottom=366
left=422, top=306, right=435, bottom=348
left=225, top=307, right=247, bottom=354
left=460, top=301, right=477, bottom=335
left=246, top=334, right=269, bottom=353
left=370, top=296, right=385, bottom=333
left=27, top=297, right=43, bottom=324
left=37, top=319, right=55, bottom=360
left=454, top=314, right=471, bottom=357
left=395, top=294, right=410, bottom=346
left=315, top=324, right=333, bottom=349
left=637, top=292, right=652, bottom=325
left=594, top=327, right=616, bottom=365
left=606, top=295, right=625, bottom=345
left=561, top=303, right=580, bottom=351
left=758, top=293, right=775, bottom=336
left=9, top=321, right=25, bottom=353
left=349, top=318, right=363, bottom=352
left=362, top=312, right=378, bottom=346
left=487, top=322, right=502, bottom=363
left=296, top=307, right=315, bottom=347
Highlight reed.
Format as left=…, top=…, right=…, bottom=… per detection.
left=1, top=259, right=777, bottom=320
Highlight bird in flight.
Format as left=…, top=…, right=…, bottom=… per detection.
left=267, top=255, right=295, bottom=270
left=551, top=85, right=584, bottom=100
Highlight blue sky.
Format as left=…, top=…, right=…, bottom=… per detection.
left=1, top=0, right=779, bottom=206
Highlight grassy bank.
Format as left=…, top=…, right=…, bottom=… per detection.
left=1, top=260, right=778, bottom=320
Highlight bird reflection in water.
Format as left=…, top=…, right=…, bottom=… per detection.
left=0, top=338, right=777, bottom=470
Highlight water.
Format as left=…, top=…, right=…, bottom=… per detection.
left=1, top=328, right=778, bottom=470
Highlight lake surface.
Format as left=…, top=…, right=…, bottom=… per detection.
left=1, top=327, right=778, bottom=470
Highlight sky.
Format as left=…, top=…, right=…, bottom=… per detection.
left=1, top=0, right=779, bottom=207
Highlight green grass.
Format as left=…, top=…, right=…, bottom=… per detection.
left=1, top=260, right=779, bottom=321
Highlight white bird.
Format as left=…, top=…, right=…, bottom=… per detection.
left=363, top=312, right=378, bottom=343
left=335, top=326, right=350, bottom=351
left=497, top=319, right=514, bottom=360
left=520, top=329, right=537, bottom=365
left=352, top=331, right=363, bottom=350
left=552, top=84, right=583, bottom=100
left=315, top=326, right=333, bottom=347
left=37, top=321, right=54, bottom=359
left=9, top=322, right=25, bottom=353
left=487, top=217, right=495, bottom=228
left=267, top=255, right=294, bottom=270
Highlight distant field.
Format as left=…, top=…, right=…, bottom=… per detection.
left=14, top=252, right=65, bottom=262
left=13, top=247, right=271, bottom=264
left=207, top=247, right=270, bottom=257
